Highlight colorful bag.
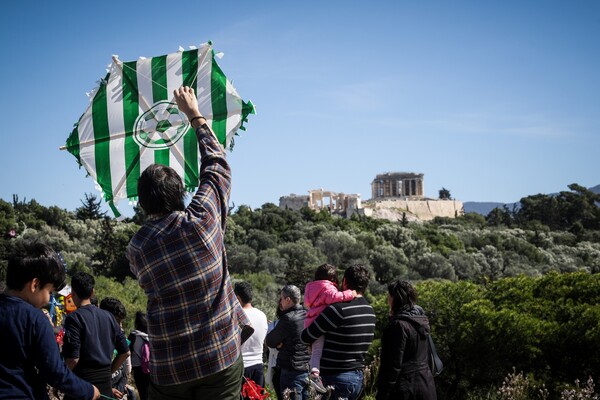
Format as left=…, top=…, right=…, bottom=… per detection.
left=140, top=339, right=151, bottom=374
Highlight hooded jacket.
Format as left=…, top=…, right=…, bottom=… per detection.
left=376, top=305, right=437, bottom=400
left=303, top=280, right=355, bottom=327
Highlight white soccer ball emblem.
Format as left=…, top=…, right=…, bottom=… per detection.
left=133, top=101, right=189, bottom=149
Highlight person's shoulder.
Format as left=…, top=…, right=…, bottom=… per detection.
left=279, top=310, right=293, bottom=322
left=329, top=296, right=372, bottom=311
left=252, top=307, right=268, bottom=321
left=65, top=306, right=84, bottom=321
left=97, top=307, right=120, bottom=324
left=282, top=307, right=305, bottom=321
left=0, top=293, right=22, bottom=308
left=3, top=295, right=45, bottom=322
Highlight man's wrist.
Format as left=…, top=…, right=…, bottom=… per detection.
left=189, top=115, right=206, bottom=128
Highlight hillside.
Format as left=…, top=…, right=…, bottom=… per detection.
left=464, top=183, right=599, bottom=215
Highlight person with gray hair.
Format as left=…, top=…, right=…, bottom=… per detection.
left=265, top=285, right=310, bottom=399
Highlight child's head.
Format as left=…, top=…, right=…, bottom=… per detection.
left=70, top=271, right=95, bottom=300
left=6, top=240, right=66, bottom=292
left=314, top=263, right=338, bottom=285
left=100, top=297, right=127, bottom=325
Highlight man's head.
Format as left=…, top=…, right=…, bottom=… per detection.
left=138, top=164, right=186, bottom=215
left=6, top=241, right=66, bottom=292
left=71, top=271, right=95, bottom=301
left=234, top=281, right=253, bottom=306
left=100, top=297, right=127, bottom=325
left=279, top=284, right=301, bottom=311
left=342, top=265, right=370, bottom=294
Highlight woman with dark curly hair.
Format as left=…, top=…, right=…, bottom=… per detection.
left=376, top=280, right=437, bottom=400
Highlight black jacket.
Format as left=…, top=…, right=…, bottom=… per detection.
left=376, top=306, right=437, bottom=400
left=265, top=304, right=310, bottom=371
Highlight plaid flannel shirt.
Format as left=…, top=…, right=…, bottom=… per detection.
left=127, top=123, right=249, bottom=386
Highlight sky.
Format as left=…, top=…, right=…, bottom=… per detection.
left=1, top=1, right=599, bottom=216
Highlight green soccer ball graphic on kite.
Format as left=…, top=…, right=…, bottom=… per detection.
left=133, top=101, right=189, bottom=149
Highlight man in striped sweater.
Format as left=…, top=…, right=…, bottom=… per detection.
left=301, top=265, right=376, bottom=400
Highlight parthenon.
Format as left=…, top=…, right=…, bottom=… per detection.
left=371, top=172, right=424, bottom=199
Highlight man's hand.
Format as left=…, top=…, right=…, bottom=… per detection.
left=92, top=385, right=101, bottom=400
left=173, top=86, right=202, bottom=121
left=112, top=387, right=124, bottom=399
left=65, top=357, right=78, bottom=370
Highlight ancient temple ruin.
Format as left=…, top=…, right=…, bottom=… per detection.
left=371, top=172, right=424, bottom=199
left=279, top=172, right=463, bottom=222
left=279, top=189, right=363, bottom=217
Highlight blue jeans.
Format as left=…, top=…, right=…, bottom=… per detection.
left=321, top=369, right=363, bottom=400
left=244, top=363, right=265, bottom=388
left=279, top=368, right=309, bottom=400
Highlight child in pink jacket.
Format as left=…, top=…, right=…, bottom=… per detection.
left=304, top=264, right=356, bottom=391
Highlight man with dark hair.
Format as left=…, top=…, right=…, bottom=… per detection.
left=0, top=241, right=100, bottom=400
left=301, top=265, right=376, bottom=400
left=137, top=164, right=186, bottom=214
left=127, top=86, right=250, bottom=400
left=234, top=282, right=268, bottom=387
left=62, top=272, right=130, bottom=400
left=265, top=285, right=310, bottom=399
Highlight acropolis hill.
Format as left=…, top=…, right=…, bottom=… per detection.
left=279, top=172, right=464, bottom=222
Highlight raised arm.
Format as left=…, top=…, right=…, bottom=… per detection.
left=173, top=86, right=231, bottom=228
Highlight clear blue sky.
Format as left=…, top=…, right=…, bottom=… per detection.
left=1, top=1, right=599, bottom=215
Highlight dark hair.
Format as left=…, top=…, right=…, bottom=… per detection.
left=343, top=265, right=370, bottom=294
left=6, top=241, right=66, bottom=291
left=138, top=164, right=186, bottom=215
left=100, top=297, right=127, bottom=323
left=71, top=271, right=95, bottom=299
left=234, top=281, right=253, bottom=305
left=134, top=311, right=148, bottom=332
left=315, top=263, right=338, bottom=285
left=388, top=280, right=418, bottom=314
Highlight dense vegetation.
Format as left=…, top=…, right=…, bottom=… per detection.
left=1, top=183, right=599, bottom=399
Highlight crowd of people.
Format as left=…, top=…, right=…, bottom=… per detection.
left=0, top=86, right=438, bottom=400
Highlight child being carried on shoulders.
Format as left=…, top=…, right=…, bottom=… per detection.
left=304, top=263, right=356, bottom=393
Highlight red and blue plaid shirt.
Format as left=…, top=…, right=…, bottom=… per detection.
left=127, top=124, right=248, bottom=385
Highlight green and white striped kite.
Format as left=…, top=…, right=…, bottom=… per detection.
left=65, top=42, right=255, bottom=217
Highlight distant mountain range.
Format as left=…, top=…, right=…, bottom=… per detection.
left=463, top=184, right=600, bottom=216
